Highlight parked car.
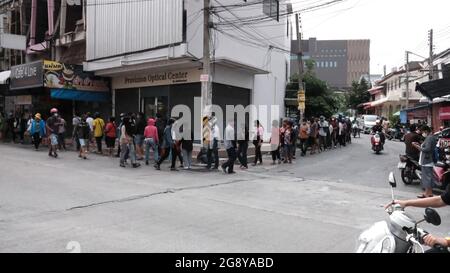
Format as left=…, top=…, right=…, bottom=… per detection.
left=362, top=115, right=379, bottom=134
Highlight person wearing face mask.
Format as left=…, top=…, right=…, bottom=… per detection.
left=403, top=124, right=422, bottom=162
left=46, top=108, right=61, bottom=158
left=412, top=125, right=437, bottom=198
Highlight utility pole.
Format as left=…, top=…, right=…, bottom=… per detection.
left=201, top=0, right=212, bottom=118
left=295, top=13, right=305, bottom=122
left=200, top=0, right=212, bottom=146
left=429, top=29, right=434, bottom=80
left=405, top=51, right=410, bottom=109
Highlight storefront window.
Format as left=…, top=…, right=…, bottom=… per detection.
left=144, top=96, right=168, bottom=119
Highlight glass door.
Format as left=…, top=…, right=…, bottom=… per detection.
left=144, top=96, right=168, bottom=119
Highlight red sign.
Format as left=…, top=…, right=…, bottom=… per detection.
left=439, top=106, right=450, bottom=121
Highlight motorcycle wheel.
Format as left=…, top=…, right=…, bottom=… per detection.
left=401, top=167, right=413, bottom=185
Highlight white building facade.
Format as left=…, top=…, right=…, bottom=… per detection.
left=83, top=0, right=291, bottom=139
left=368, top=62, right=427, bottom=118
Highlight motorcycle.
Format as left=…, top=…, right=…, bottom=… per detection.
left=371, top=132, right=383, bottom=154
left=356, top=172, right=448, bottom=253
left=387, top=127, right=405, bottom=142
left=433, top=150, right=450, bottom=191
left=398, top=155, right=421, bottom=185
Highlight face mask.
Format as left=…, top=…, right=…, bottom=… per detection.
left=422, top=133, right=428, bottom=138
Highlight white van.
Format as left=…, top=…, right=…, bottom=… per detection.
left=362, top=115, right=379, bottom=134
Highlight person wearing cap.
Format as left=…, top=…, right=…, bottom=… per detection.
left=144, top=117, right=159, bottom=165
left=29, top=113, right=46, bottom=151
left=46, top=108, right=61, bottom=158
left=372, top=119, right=385, bottom=146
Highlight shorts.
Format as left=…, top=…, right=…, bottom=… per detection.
left=50, top=134, right=59, bottom=146
left=105, top=136, right=116, bottom=148
left=135, top=134, right=144, bottom=146
left=79, top=139, right=88, bottom=147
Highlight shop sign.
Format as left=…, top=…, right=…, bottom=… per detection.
left=44, top=60, right=109, bottom=92
left=407, top=109, right=428, bottom=120
left=15, top=95, right=32, bottom=105
left=439, top=106, right=450, bottom=121
left=113, top=69, right=202, bottom=89
left=10, top=60, right=44, bottom=90
left=200, top=74, right=209, bottom=82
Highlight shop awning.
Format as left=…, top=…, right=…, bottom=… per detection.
left=0, top=70, right=11, bottom=84
left=401, top=104, right=430, bottom=113
left=51, top=89, right=110, bottom=102
left=370, top=97, right=389, bottom=107
left=417, top=78, right=450, bottom=99
left=368, top=86, right=384, bottom=95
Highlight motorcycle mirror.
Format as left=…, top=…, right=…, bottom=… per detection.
left=424, top=208, right=441, bottom=226
left=388, top=172, right=397, bottom=188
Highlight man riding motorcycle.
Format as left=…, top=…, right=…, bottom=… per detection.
left=386, top=184, right=450, bottom=252
left=372, top=120, right=385, bottom=146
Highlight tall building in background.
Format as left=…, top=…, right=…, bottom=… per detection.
left=291, top=38, right=370, bottom=90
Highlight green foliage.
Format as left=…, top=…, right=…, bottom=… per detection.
left=287, top=72, right=339, bottom=118
left=304, top=59, right=316, bottom=74
left=389, top=114, right=400, bottom=127
left=346, top=78, right=371, bottom=114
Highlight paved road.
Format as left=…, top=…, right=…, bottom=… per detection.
left=0, top=135, right=448, bottom=253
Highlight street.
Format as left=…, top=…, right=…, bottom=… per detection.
left=0, top=135, right=449, bottom=253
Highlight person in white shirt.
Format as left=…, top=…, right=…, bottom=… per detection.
left=85, top=112, right=94, bottom=151
left=221, top=120, right=236, bottom=174
left=207, top=117, right=220, bottom=170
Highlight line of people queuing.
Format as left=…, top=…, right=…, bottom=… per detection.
left=2, top=108, right=357, bottom=174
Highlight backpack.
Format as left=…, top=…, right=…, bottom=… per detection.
left=126, top=120, right=137, bottom=136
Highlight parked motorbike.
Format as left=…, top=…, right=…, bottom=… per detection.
left=356, top=172, right=448, bottom=253
left=387, top=127, right=405, bottom=142
left=433, top=149, right=450, bottom=191
left=371, top=132, right=383, bottom=154
left=398, top=155, right=421, bottom=185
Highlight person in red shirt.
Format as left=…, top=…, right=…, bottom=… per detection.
left=104, top=117, right=117, bottom=157
left=144, top=118, right=160, bottom=165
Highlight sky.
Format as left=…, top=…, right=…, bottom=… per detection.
left=292, top=0, right=450, bottom=75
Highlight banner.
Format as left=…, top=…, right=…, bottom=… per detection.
left=44, top=60, right=109, bottom=92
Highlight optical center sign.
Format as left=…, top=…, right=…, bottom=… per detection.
left=113, top=69, right=202, bottom=89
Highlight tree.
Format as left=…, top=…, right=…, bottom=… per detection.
left=346, top=78, right=371, bottom=114
left=287, top=68, right=339, bottom=118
